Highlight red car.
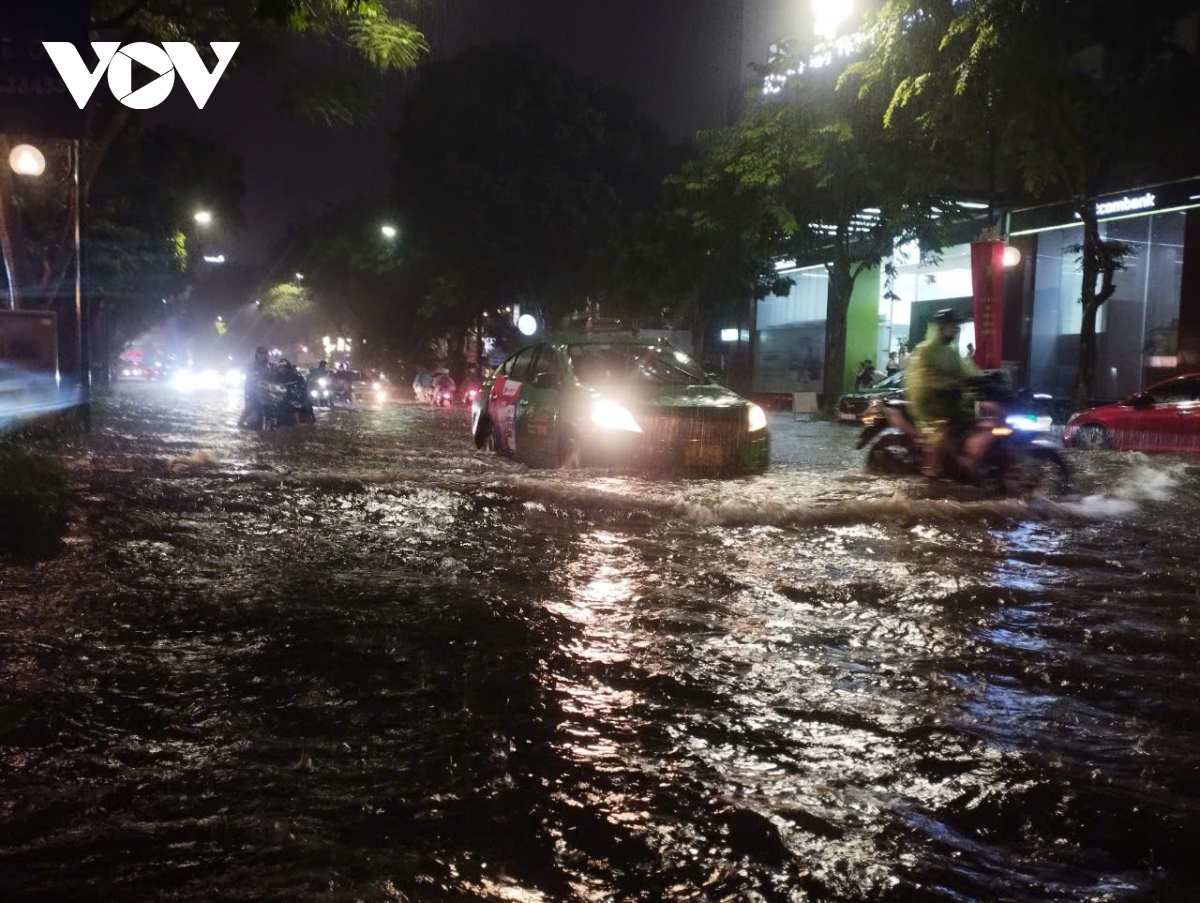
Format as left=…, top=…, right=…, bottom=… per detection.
left=1064, top=373, right=1200, bottom=452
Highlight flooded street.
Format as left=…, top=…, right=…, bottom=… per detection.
left=3, top=383, right=1199, bottom=902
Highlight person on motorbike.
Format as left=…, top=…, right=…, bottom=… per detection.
left=238, top=345, right=273, bottom=428
left=432, top=370, right=456, bottom=405
left=906, top=309, right=979, bottom=478
left=412, top=367, right=433, bottom=404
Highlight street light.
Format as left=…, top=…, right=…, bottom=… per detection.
left=812, top=0, right=853, bottom=42
left=295, top=273, right=304, bottom=281
left=381, top=225, right=398, bottom=239
left=517, top=314, right=538, bottom=337
left=194, top=210, right=213, bottom=227
left=8, top=144, right=45, bottom=177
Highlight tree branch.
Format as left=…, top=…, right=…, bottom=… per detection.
left=92, top=0, right=154, bottom=30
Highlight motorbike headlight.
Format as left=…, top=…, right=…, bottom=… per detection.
left=310, top=390, right=318, bottom=398
left=591, top=399, right=642, bottom=433
left=318, top=377, right=328, bottom=388
left=1005, top=414, right=1052, bottom=432
left=748, top=403, right=768, bottom=432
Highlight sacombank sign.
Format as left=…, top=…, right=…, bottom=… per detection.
left=42, top=42, right=239, bottom=110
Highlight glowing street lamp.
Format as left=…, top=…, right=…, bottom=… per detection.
left=517, top=313, right=538, bottom=337
left=381, top=224, right=398, bottom=239
left=8, top=144, right=45, bottom=177
left=194, top=210, right=213, bottom=226
left=295, top=272, right=305, bottom=281
left=813, top=0, right=853, bottom=42
left=1002, top=245, right=1022, bottom=268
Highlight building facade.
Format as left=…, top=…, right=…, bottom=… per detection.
left=751, top=176, right=1200, bottom=404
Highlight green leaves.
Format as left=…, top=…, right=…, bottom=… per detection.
left=347, top=15, right=428, bottom=70
left=261, top=281, right=314, bottom=321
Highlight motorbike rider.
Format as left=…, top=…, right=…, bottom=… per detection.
left=432, top=369, right=456, bottom=404
left=906, top=309, right=979, bottom=478
left=412, top=367, right=433, bottom=404
left=331, top=361, right=353, bottom=402
left=238, top=345, right=273, bottom=428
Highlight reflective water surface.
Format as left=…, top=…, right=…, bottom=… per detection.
left=2, top=384, right=1199, bottom=902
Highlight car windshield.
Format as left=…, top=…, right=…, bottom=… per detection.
left=568, top=344, right=708, bottom=388
left=868, top=372, right=905, bottom=391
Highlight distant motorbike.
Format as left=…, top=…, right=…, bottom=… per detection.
left=330, top=374, right=353, bottom=405
left=857, top=372, right=1070, bottom=496
left=308, top=372, right=334, bottom=408
left=256, top=360, right=315, bottom=430
left=432, top=376, right=456, bottom=408
left=459, top=383, right=481, bottom=406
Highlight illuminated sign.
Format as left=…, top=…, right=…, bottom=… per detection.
left=1094, top=193, right=1156, bottom=217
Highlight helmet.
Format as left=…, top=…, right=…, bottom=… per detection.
left=932, top=308, right=963, bottom=326
left=255, top=345, right=268, bottom=356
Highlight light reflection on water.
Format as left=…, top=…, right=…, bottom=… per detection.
left=1, top=384, right=1198, bottom=901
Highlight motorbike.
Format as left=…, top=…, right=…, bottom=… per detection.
left=459, top=383, right=481, bottom=406
left=308, top=372, right=334, bottom=408
left=857, top=372, right=1070, bottom=496
left=255, top=361, right=315, bottom=430
left=432, top=378, right=456, bottom=407
left=330, top=375, right=353, bottom=405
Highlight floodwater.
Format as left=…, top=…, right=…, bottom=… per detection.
left=2, top=383, right=1199, bottom=902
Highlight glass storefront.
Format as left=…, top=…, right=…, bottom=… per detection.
left=1028, top=212, right=1185, bottom=400
left=877, top=242, right=975, bottom=363
left=755, top=266, right=828, bottom=393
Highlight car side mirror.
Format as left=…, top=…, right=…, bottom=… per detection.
left=1129, top=392, right=1153, bottom=408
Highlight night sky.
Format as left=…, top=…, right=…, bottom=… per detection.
left=155, top=0, right=755, bottom=266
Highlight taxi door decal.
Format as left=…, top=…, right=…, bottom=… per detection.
left=490, top=376, right=523, bottom=451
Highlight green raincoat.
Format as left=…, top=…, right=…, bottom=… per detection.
left=906, top=322, right=980, bottom=428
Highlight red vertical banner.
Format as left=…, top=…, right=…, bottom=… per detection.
left=970, top=240, right=1005, bottom=370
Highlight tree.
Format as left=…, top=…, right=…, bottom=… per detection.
left=617, top=133, right=793, bottom=378
left=83, top=124, right=244, bottom=357
left=852, top=0, right=1200, bottom=408
left=260, top=281, right=313, bottom=322
left=264, top=199, right=417, bottom=369
left=0, top=0, right=426, bottom=317
left=392, top=45, right=673, bottom=344
left=691, top=63, right=954, bottom=408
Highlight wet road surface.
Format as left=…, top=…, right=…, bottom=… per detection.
left=2, top=383, right=1199, bottom=902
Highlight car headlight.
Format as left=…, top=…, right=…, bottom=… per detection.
left=591, top=399, right=642, bottom=433
left=748, top=403, right=768, bottom=432
left=376, top=390, right=387, bottom=402
left=372, top=381, right=381, bottom=390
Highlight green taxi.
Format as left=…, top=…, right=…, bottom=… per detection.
left=470, top=335, right=769, bottom=473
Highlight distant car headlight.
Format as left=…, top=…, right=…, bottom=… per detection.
left=310, top=390, right=319, bottom=398
left=748, top=403, right=768, bottom=432
left=376, top=390, right=387, bottom=402
left=591, top=399, right=642, bottom=433
left=372, top=381, right=381, bottom=390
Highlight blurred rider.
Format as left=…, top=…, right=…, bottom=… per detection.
left=238, top=345, right=273, bottom=428
left=906, top=309, right=979, bottom=478
left=432, top=370, right=456, bottom=403
left=412, top=367, right=433, bottom=403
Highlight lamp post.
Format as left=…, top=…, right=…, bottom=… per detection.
left=381, top=224, right=397, bottom=239
left=194, top=209, right=213, bottom=227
